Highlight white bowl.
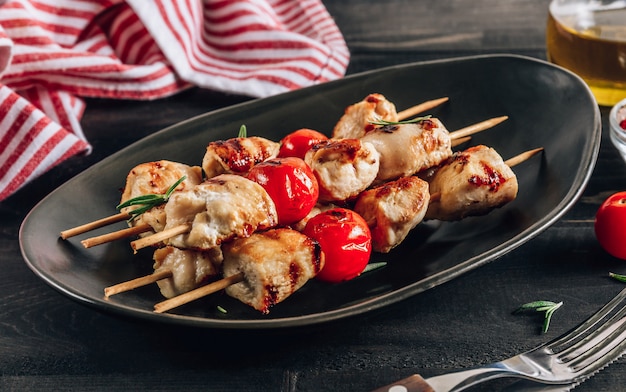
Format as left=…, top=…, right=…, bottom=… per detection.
left=610, top=98, right=626, bottom=164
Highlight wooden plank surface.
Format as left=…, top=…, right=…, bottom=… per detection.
left=3, top=1, right=626, bottom=391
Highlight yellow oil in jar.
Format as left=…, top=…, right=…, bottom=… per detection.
left=546, top=6, right=626, bottom=106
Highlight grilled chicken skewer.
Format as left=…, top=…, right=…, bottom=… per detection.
left=423, top=146, right=543, bottom=221
left=59, top=96, right=494, bottom=242
left=151, top=228, right=324, bottom=314
left=74, top=115, right=501, bottom=248
left=307, top=116, right=507, bottom=203
left=333, top=93, right=447, bottom=139
left=113, top=147, right=541, bottom=311
left=107, top=147, right=542, bottom=312
left=332, top=93, right=505, bottom=142
left=352, top=146, right=542, bottom=253
left=59, top=160, right=202, bottom=241
left=78, top=161, right=203, bottom=248
left=91, top=117, right=508, bottom=250
left=104, top=246, right=222, bottom=298
left=131, top=174, right=278, bottom=252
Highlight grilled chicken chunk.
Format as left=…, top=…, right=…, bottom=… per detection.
left=304, top=138, right=380, bottom=202
left=424, top=145, right=518, bottom=221
left=119, top=160, right=203, bottom=232
left=152, top=246, right=222, bottom=299
left=222, top=228, right=324, bottom=314
left=332, top=93, right=398, bottom=139
left=163, top=174, right=278, bottom=250
left=202, top=136, right=279, bottom=178
left=361, top=118, right=452, bottom=184
left=354, top=176, right=430, bottom=253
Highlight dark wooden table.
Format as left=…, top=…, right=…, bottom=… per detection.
left=2, top=0, right=626, bottom=390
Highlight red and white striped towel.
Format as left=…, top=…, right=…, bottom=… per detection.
left=0, top=0, right=349, bottom=201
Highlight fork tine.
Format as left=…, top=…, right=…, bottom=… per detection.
left=566, top=322, right=626, bottom=372
left=558, top=306, right=626, bottom=359
left=547, top=287, right=626, bottom=351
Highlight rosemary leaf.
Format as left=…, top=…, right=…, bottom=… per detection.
left=610, top=272, right=626, bottom=283
left=363, top=262, right=387, bottom=273
left=369, top=115, right=432, bottom=126
left=238, top=124, right=247, bottom=138
left=514, top=300, right=563, bottom=334
left=117, top=176, right=186, bottom=221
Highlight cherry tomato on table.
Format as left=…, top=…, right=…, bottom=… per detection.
left=595, top=191, right=626, bottom=260
left=278, top=128, right=329, bottom=160
left=302, top=208, right=372, bottom=283
left=247, top=157, right=319, bottom=226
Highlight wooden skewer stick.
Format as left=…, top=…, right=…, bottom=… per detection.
left=104, top=269, right=173, bottom=298
left=60, top=212, right=130, bottom=239
left=130, top=224, right=191, bottom=252
left=449, top=115, right=508, bottom=140
left=81, top=224, right=152, bottom=248
left=451, top=136, right=471, bottom=148
left=504, top=147, right=544, bottom=167
left=154, top=272, right=245, bottom=313
left=397, top=97, right=449, bottom=120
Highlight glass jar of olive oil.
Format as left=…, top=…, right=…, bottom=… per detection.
left=546, top=0, right=626, bottom=106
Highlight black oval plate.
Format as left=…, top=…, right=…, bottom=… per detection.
left=20, top=55, right=601, bottom=329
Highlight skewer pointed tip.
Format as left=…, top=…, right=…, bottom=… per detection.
left=104, top=269, right=174, bottom=298
left=397, top=97, right=449, bottom=120
left=60, top=212, right=130, bottom=239
left=450, top=115, right=509, bottom=140
left=505, top=147, right=544, bottom=167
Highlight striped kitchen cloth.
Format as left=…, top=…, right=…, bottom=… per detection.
left=0, top=0, right=349, bottom=201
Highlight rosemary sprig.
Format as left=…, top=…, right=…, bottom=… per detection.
left=363, top=261, right=387, bottom=273
left=117, top=176, right=186, bottom=221
left=369, top=115, right=432, bottom=126
left=610, top=272, right=626, bottom=283
left=514, top=300, right=563, bottom=334
left=238, top=124, right=247, bottom=138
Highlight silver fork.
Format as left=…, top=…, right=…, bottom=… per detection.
left=372, top=287, right=626, bottom=392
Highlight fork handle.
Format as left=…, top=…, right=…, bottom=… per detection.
left=371, top=374, right=435, bottom=392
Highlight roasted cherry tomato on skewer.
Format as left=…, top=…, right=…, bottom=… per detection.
left=595, top=191, right=626, bottom=260
left=302, top=208, right=372, bottom=283
left=278, top=128, right=329, bottom=160
left=247, top=157, right=319, bottom=226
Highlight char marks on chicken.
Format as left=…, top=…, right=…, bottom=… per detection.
left=163, top=174, right=278, bottom=250
left=120, top=160, right=203, bottom=233
left=153, top=246, right=222, bottom=298
left=361, top=119, right=452, bottom=184
left=203, top=136, right=279, bottom=178
left=424, top=145, right=518, bottom=221
left=222, top=228, right=324, bottom=314
left=304, top=138, right=380, bottom=203
left=332, top=93, right=398, bottom=139
left=354, top=176, right=430, bottom=253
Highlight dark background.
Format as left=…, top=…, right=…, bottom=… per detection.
left=3, top=0, right=626, bottom=390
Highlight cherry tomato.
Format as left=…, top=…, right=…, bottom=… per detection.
left=247, top=157, right=319, bottom=226
left=595, top=191, right=626, bottom=259
left=278, top=128, right=329, bottom=160
left=302, top=208, right=372, bottom=283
